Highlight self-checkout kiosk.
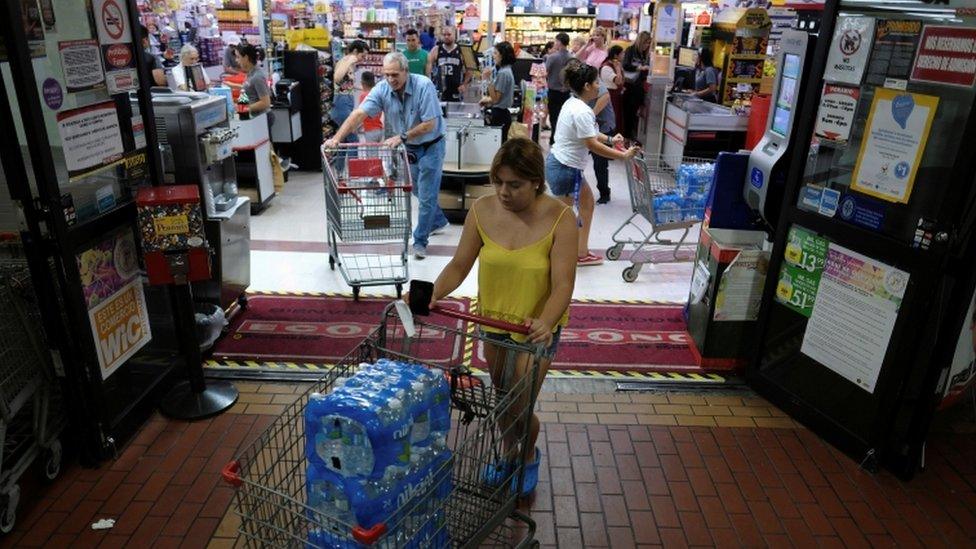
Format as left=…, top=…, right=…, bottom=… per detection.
left=744, top=30, right=816, bottom=229
left=686, top=30, right=817, bottom=367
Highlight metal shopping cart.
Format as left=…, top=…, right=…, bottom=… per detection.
left=222, top=304, right=544, bottom=548
left=323, top=144, right=413, bottom=300
left=606, top=152, right=713, bottom=283
left=0, top=256, right=64, bottom=533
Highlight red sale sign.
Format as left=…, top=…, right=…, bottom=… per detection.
left=911, top=25, right=976, bottom=87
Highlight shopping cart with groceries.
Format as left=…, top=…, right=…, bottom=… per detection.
left=322, top=144, right=413, bottom=300
left=606, top=152, right=715, bottom=282
left=222, top=302, right=544, bottom=548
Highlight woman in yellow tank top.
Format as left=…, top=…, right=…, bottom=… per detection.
left=411, top=138, right=577, bottom=496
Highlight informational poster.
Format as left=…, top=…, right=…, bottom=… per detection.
left=942, top=290, right=976, bottom=408
left=21, top=0, right=47, bottom=58
left=866, top=20, right=923, bottom=87
left=655, top=3, right=680, bottom=44
left=911, top=25, right=976, bottom=88
left=58, top=40, right=105, bottom=93
left=775, top=226, right=828, bottom=318
left=801, top=244, right=909, bottom=393
left=76, top=229, right=150, bottom=380
left=824, top=16, right=875, bottom=85
left=92, top=0, right=139, bottom=93
left=814, top=84, right=860, bottom=142
left=713, top=250, right=770, bottom=321
left=851, top=89, right=939, bottom=204
left=55, top=101, right=125, bottom=178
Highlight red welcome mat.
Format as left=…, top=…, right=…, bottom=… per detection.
left=212, top=294, right=471, bottom=366
left=214, top=294, right=697, bottom=372
left=467, top=300, right=698, bottom=372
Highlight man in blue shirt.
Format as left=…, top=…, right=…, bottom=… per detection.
left=326, top=52, right=448, bottom=259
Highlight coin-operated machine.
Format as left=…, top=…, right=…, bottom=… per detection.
left=744, top=30, right=816, bottom=230
left=137, top=185, right=238, bottom=420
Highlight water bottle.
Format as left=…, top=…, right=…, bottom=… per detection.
left=343, top=420, right=374, bottom=477
left=409, top=381, right=430, bottom=445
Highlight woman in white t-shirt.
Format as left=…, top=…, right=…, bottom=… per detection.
left=172, top=44, right=211, bottom=91
left=545, top=59, right=638, bottom=267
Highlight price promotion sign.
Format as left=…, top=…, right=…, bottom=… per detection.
left=775, top=226, right=829, bottom=318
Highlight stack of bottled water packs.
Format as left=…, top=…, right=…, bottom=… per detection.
left=653, top=162, right=716, bottom=225
left=305, top=359, right=452, bottom=548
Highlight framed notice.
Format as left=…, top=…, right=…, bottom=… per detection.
left=55, top=101, right=125, bottom=179
left=851, top=89, right=939, bottom=204
left=58, top=40, right=105, bottom=93
left=92, top=0, right=138, bottom=93
left=814, top=84, right=860, bottom=142
left=824, top=16, right=875, bottom=85
left=76, top=229, right=150, bottom=380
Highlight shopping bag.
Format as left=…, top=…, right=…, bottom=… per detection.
left=509, top=121, right=529, bottom=140
left=270, top=150, right=285, bottom=193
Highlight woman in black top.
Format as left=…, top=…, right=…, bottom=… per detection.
left=621, top=31, right=652, bottom=141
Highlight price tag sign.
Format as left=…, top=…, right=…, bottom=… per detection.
left=775, top=225, right=829, bottom=318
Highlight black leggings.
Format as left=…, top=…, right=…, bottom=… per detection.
left=592, top=147, right=612, bottom=201
left=489, top=107, right=512, bottom=142
left=623, top=82, right=645, bottom=140
left=547, top=89, right=570, bottom=145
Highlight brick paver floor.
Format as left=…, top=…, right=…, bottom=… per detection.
left=3, top=383, right=974, bottom=547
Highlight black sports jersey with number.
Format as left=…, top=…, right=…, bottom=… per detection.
left=436, top=43, right=463, bottom=100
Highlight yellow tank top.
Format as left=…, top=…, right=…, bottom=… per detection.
left=475, top=204, right=572, bottom=341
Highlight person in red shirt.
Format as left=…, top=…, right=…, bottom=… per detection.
left=358, top=71, right=384, bottom=143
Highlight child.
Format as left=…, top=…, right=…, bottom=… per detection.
left=358, top=71, right=384, bottom=143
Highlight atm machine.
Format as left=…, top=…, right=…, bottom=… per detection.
left=744, top=30, right=817, bottom=230
left=148, top=91, right=251, bottom=310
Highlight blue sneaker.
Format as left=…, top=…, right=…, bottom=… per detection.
left=513, top=448, right=541, bottom=497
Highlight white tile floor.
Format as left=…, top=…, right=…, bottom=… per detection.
left=249, top=154, right=697, bottom=302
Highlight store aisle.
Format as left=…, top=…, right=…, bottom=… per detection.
left=3, top=383, right=974, bottom=548
left=249, top=158, right=697, bottom=302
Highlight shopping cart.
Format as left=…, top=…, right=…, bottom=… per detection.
left=222, top=303, right=545, bottom=548
left=322, top=144, right=413, bottom=300
left=0, top=256, right=64, bottom=533
left=606, top=152, right=713, bottom=282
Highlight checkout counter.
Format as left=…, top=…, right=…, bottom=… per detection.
left=438, top=102, right=503, bottom=222
left=232, top=112, right=276, bottom=213
left=146, top=91, right=251, bottom=311
left=663, top=94, right=748, bottom=160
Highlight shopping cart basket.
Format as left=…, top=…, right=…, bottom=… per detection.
left=0, top=258, right=64, bottom=533
left=222, top=303, right=545, bottom=548
left=322, top=144, right=413, bottom=300
left=606, top=152, right=713, bottom=282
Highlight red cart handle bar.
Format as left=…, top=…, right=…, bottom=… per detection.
left=430, top=305, right=531, bottom=335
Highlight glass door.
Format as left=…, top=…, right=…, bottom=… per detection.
left=0, top=0, right=180, bottom=463
left=750, top=0, right=976, bottom=477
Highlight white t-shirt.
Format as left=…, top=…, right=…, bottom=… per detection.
left=551, top=96, right=598, bottom=170
left=600, top=65, right=618, bottom=90
left=172, top=64, right=211, bottom=91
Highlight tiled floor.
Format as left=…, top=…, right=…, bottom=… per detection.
left=5, top=381, right=975, bottom=548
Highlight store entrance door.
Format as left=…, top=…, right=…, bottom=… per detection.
left=0, top=0, right=180, bottom=464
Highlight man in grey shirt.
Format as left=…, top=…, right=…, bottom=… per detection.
left=480, top=41, right=517, bottom=141
left=545, top=33, right=571, bottom=145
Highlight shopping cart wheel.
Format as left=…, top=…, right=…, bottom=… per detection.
left=237, top=294, right=249, bottom=311
left=606, top=244, right=624, bottom=261
left=0, top=485, right=19, bottom=534
left=329, top=255, right=336, bottom=271
left=395, top=284, right=402, bottom=299
left=353, top=286, right=360, bottom=301
left=40, top=440, right=62, bottom=482
left=622, top=266, right=639, bottom=283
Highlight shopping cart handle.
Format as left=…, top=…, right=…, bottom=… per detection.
left=352, top=523, right=387, bottom=545
left=430, top=305, right=531, bottom=335
left=221, top=460, right=243, bottom=487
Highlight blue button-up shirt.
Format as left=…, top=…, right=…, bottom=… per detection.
left=360, top=73, right=445, bottom=145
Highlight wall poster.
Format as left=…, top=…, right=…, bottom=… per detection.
left=800, top=244, right=909, bottom=394
left=55, top=101, right=125, bottom=179
left=824, top=16, right=875, bottom=85
left=851, top=89, right=938, bottom=204
left=775, top=226, right=828, bottom=318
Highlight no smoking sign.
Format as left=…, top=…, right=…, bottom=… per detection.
left=94, top=0, right=131, bottom=45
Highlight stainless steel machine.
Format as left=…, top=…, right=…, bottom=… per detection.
left=439, top=102, right=502, bottom=221
left=146, top=91, right=251, bottom=310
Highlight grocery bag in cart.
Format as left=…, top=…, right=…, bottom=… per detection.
left=222, top=303, right=547, bottom=548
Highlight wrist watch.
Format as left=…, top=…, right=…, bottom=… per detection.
left=400, top=132, right=408, bottom=143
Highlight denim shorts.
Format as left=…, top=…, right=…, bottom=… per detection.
left=481, top=326, right=563, bottom=360
left=545, top=154, right=581, bottom=197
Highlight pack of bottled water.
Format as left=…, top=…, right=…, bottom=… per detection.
left=675, top=163, right=716, bottom=197
left=304, top=360, right=452, bottom=548
left=653, top=193, right=685, bottom=225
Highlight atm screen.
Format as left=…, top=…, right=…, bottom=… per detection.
left=770, top=54, right=801, bottom=137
